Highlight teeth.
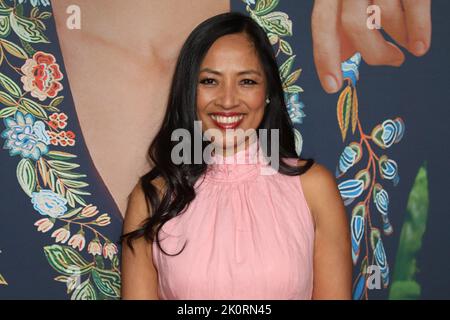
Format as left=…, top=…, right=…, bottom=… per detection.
left=210, top=114, right=244, bottom=124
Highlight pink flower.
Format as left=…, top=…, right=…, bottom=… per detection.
left=68, top=232, right=86, bottom=251
left=102, top=242, right=118, bottom=260
left=87, top=239, right=102, bottom=256
left=51, top=227, right=70, bottom=244
left=34, top=218, right=54, bottom=233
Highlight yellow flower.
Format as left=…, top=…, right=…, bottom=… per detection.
left=95, top=214, right=111, bottom=226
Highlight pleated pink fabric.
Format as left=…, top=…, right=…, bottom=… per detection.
left=152, top=139, right=315, bottom=299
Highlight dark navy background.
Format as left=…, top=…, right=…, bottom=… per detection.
left=232, top=0, right=450, bottom=299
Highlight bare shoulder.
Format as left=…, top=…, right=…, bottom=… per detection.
left=123, top=176, right=166, bottom=233
left=297, top=160, right=342, bottom=226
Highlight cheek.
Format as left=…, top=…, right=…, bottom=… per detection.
left=244, top=90, right=266, bottom=112
left=196, top=88, right=212, bottom=112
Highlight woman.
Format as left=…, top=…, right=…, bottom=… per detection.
left=121, top=12, right=351, bottom=300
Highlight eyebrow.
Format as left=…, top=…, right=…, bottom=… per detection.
left=199, top=68, right=262, bottom=77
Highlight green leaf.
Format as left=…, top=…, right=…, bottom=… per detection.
left=92, top=268, right=121, bottom=299
left=389, top=163, right=429, bottom=300
left=0, top=106, right=17, bottom=118
left=20, top=38, right=36, bottom=56
left=53, top=170, right=86, bottom=180
left=283, top=68, right=302, bottom=87
left=255, top=0, right=280, bottom=15
left=9, top=12, right=49, bottom=43
left=279, top=39, right=293, bottom=55
left=0, top=15, right=10, bottom=37
left=389, top=281, right=421, bottom=300
left=60, top=207, right=82, bottom=219
left=55, top=178, right=65, bottom=197
left=71, top=279, right=97, bottom=300
left=49, top=96, right=64, bottom=108
left=279, top=55, right=296, bottom=80
left=30, top=7, right=39, bottom=19
left=19, top=97, right=47, bottom=119
left=43, top=245, right=93, bottom=277
left=0, top=90, right=17, bottom=106
left=0, top=38, right=28, bottom=59
left=66, top=189, right=75, bottom=208
left=71, top=192, right=87, bottom=207
left=260, top=12, right=292, bottom=37
left=60, top=179, right=89, bottom=189
left=16, top=158, right=36, bottom=197
left=0, top=72, right=22, bottom=97
left=69, top=188, right=91, bottom=196
left=48, top=168, right=56, bottom=190
left=284, top=85, right=303, bottom=94
left=47, top=160, right=80, bottom=171
left=46, top=150, right=77, bottom=160
left=38, top=12, right=52, bottom=20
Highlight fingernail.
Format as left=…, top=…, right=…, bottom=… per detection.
left=324, top=74, right=339, bottom=93
left=412, top=41, right=427, bottom=56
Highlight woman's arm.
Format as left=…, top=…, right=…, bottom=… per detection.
left=300, top=162, right=352, bottom=299
left=121, top=182, right=159, bottom=300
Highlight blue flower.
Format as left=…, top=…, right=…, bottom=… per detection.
left=341, top=52, right=361, bottom=86
left=1, top=111, right=50, bottom=161
left=285, top=92, right=305, bottom=124
left=245, top=0, right=256, bottom=5
left=31, top=189, right=68, bottom=218
left=336, top=143, right=362, bottom=177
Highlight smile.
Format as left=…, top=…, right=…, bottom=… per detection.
left=209, top=113, right=245, bottom=129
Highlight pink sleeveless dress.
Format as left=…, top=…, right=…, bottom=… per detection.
left=152, top=140, right=315, bottom=299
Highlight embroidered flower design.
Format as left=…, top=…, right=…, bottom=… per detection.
left=285, top=92, right=305, bottom=124
left=47, top=113, right=68, bottom=130
left=1, top=111, right=50, bottom=160
left=21, top=51, right=63, bottom=101
left=31, top=189, right=68, bottom=218
left=46, top=130, right=76, bottom=146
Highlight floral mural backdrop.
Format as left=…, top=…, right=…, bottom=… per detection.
left=0, top=0, right=449, bottom=299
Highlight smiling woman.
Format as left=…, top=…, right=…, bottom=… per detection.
left=121, top=12, right=352, bottom=300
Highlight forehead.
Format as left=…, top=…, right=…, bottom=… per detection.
left=200, top=33, right=262, bottom=69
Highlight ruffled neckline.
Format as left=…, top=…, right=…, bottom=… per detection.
left=204, top=138, right=264, bottom=182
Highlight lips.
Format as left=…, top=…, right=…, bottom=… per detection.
left=209, top=112, right=245, bottom=129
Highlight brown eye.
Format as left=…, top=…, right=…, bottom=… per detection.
left=241, top=79, right=257, bottom=85
left=199, top=78, right=216, bottom=85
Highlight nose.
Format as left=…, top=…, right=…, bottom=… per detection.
left=216, top=83, right=239, bottom=109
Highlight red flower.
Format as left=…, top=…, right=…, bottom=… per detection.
left=48, top=113, right=68, bottom=130
left=21, top=51, right=64, bottom=101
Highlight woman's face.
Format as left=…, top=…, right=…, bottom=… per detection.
left=196, top=32, right=267, bottom=151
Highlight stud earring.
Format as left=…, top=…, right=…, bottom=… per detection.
left=265, top=97, right=271, bottom=104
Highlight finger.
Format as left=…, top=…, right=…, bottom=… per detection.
left=373, top=0, right=408, bottom=49
left=341, top=0, right=405, bottom=66
left=402, top=0, right=432, bottom=56
left=311, top=0, right=343, bottom=93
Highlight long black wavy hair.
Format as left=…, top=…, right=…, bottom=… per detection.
left=121, top=12, right=315, bottom=256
